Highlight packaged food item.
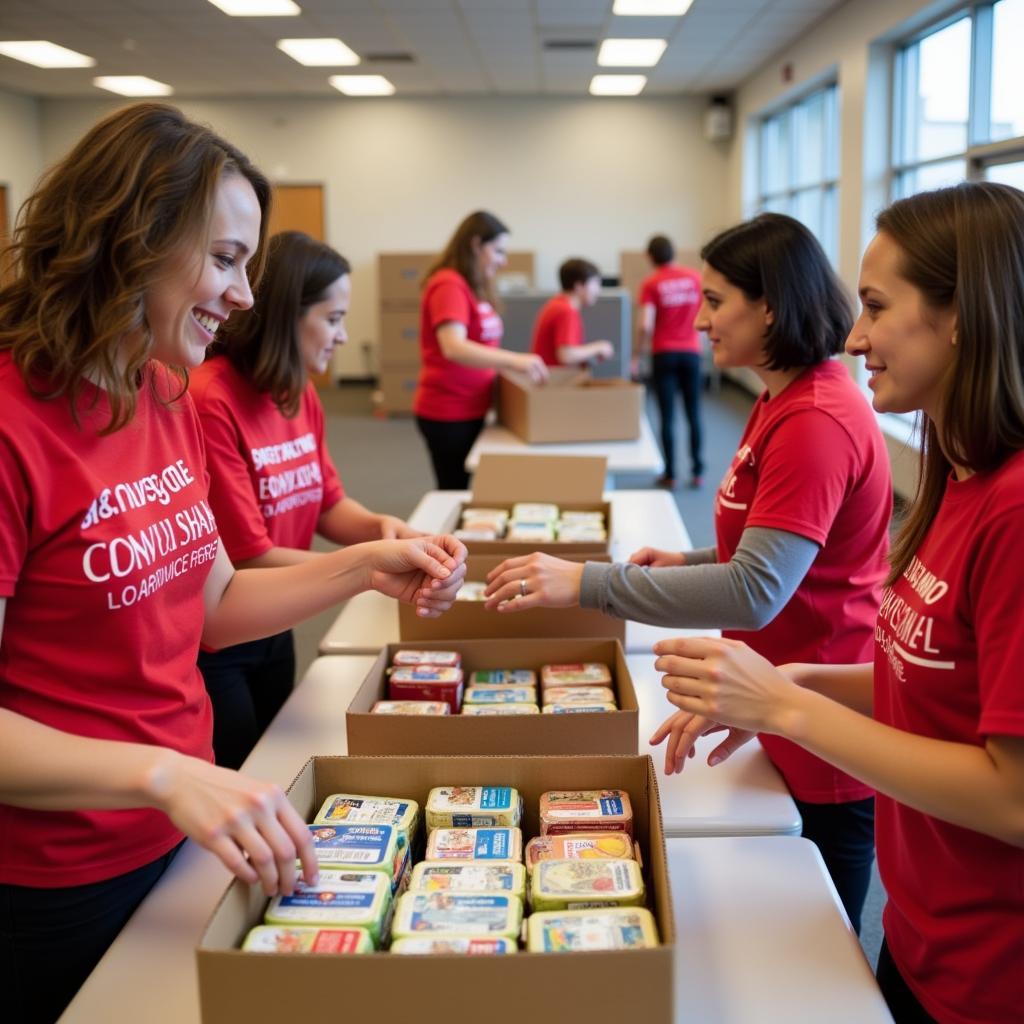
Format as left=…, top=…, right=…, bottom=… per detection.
left=263, top=870, right=391, bottom=944
left=542, top=703, right=617, bottom=714
left=524, top=832, right=637, bottom=872
left=425, top=786, right=522, bottom=830
left=506, top=522, right=556, bottom=543
left=540, top=663, right=613, bottom=688
left=463, top=686, right=537, bottom=705
left=391, top=892, right=523, bottom=940
left=371, top=700, right=449, bottom=715
left=530, top=858, right=645, bottom=911
left=461, top=507, right=509, bottom=527
left=511, top=502, right=559, bottom=523
left=542, top=685, right=616, bottom=705
left=241, top=925, right=373, bottom=954
left=455, top=581, right=489, bottom=601
left=556, top=523, right=607, bottom=543
left=307, top=823, right=397, bottom=876
left=390, top=936, right=517, bottom=955
left=525, top=907, right=659, bottom=952
left=468, top=669, right=537, bottom=687
left=454, top=528, right=498, bottom=542
left=388, top=666, right=464, bottom=712
left=539, top=790, right=633, bottom=837
left=461, top=516, right=506, bottom=534
left=424, top=827, right=523, bottom=862
left=461, top=703, right=539, bottom=716
left=313, top=794, right=419, bottom=846
left=559, top=510, right=605, bottom=524
left=409, top=862, right=526, bottom=899
left=391, top=649, right=461, bottom=667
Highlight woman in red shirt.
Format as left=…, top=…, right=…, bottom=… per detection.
left=0, top=103, right=465, bottom=1023
left=191, top=231, right=422, bottom=769
left=414, top=210, right=548, bottom=489
left=656, top=183, right=1024, bottom=1024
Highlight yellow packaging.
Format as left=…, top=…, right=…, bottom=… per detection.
left=524, top=832, right=636, bottom=873
left=390, top=936, right=517, bottom=955
left=263, top=870, right=391, bottom=945
left=526, top=907, right=659, bottom=952
left=425, top=786, right=521, bottom=830
left=542, top=686, right=616, bottom=705
left=542, top=703, right=617, bottom=715
left=240, top=925, right=373, bottom=954
left=409, top=861, right=526, bottom=900
left=530, top=858, right=645, bottom=911
left=540, top=663, right=613, bottom=688
left=391, top=892, right=523, bottom=941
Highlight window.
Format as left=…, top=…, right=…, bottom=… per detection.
left=893, top=1, right=1024, bottom=198
left=757, top=84, right=839, bottom=262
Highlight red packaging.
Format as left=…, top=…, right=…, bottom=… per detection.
left=388, top=667, right=464, bottom=713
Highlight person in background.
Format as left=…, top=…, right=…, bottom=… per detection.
left=530, top=257, right=614, bottom=367
left=637, top=234, right=705, bottom=489
left=190, top=230, right=424, bottom=770
left=413, top=210, right=548, bottom=490
left=484, top=214, right=891, bottom=936
left=0, top=103, right=465, bottom=1024
left=652, top=182, right=1024, bottom=1024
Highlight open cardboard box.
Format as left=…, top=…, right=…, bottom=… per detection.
left=197, top=754, right=674, bottom=1024
left=347, top=638, right=637, bottom=756
left=446, top=453, right=611, bottom=556
left=499, top=367, right=644, bottom=444
left=397, top=554, right=624, bottom=643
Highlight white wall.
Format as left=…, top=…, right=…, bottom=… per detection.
left=39, top=95, right=730, bottom=377
left=0, top=88, right=43, bottom=237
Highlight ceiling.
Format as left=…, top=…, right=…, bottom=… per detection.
left=0, top=0, right=846, bottom=99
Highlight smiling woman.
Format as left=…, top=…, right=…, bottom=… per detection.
left=0, top=103, right=466, bottom=1022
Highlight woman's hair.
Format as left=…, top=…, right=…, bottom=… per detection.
left=877, top=182, right=1024, bottom=584
left=0, top=102, right=271, bottom=432
left=214, top=231, right=350, bottom=417
left=427, top=210, right=509, bottom=305
left=646, top=235, right=675, bottom=266
left=700, top=212, right=852, bottom=371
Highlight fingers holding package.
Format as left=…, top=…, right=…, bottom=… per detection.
left=653, top=635, right=797, bottom=735
left=482, top=552, right=584, bottom=612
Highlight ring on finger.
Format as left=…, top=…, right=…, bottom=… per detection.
left=519, top=578, right=528, bottom=598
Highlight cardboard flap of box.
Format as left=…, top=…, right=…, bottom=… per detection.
left=471, top=453, right=606, bottom=506
left=197, top=754, right=674, bottom=1024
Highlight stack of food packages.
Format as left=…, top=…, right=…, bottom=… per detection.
left=240, top=785, right=659, bottom=955
left=453, top=504, right=606, bottom=544
left=370, top=650, right=618, bottom=717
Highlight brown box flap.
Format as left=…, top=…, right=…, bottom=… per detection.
left=471, top=453, right=606, bottom=505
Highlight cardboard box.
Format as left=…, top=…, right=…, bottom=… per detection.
left=397, top=554, right=624, bottom=643
left=347, top=638, right=636, bottom=755
left=379, top=308, right=421, bottom=368
left=446, top=453, right=612, bottom=557
left=377, top=367, right=418, bottom=414
left=380, top=251, right=535, bottom=307
left=197, top=754, right=674, bottom=1024
left=498, top=368, right=644, bottom=443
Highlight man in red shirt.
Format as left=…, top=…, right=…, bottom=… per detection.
left=637, top=235, right=704, bottom=489
left=530, top=258, right=614, bottom=367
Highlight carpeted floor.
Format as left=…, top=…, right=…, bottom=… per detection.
left=299, top=377, right=886, bottom=969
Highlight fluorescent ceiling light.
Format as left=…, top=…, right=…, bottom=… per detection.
left=613, top=0, right=694, bottom=14
left=277, top=38, right=359, bottom=66
left=589, top=74, right=647, bottom=96
left=0, top=41, right=95, bottom=68
left=330, top=74, right=395, bottom=96
left=206, top=0, right=301, bottom=15
left=598, top=38, right=667, bottom=66
left=94, top=76, right=174, bottom=96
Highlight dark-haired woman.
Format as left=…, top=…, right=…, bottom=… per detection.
left=414, top=210, right=549, bottom=490
left=652, top=183, right=1024, bottom=1024
left=0, top=105, right=465, bottom=1022
left=484, top=213, right=892, bottom=931
left=190, top=231, right=423, bottom=769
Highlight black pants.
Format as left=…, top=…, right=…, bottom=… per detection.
left=652, top=350, right=704, bottom=479
left=876, top=939, right=938, bottom=1022
left=795, top=796, right=876, bottom=934
left=0, top=843, right=181, bottom=1024
left=198, top=630, right=296, bottom=770
left=416, top=415, right=486, bottom=490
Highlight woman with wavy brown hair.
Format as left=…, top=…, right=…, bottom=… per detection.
left=0, top=103, right=465, bottom=1022
left=190, top=230, right=422, bottom=770
left=413, top=210, right=549, bottom=489
left=653, top=182, right=1024, bottom=1024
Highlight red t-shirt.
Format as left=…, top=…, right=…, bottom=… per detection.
left=639, top=265, right=702, bottom=354
left=531, top=294, right=583, bottom=367
left=715, top=361, right=890, bottom=802
left=413, top=268, right=504, bottom=421
left=189, top=357, right=344, bottom=562
left=0, top=353, right=218, bottom=887
left=874, top=454, right=1024, bottom=1024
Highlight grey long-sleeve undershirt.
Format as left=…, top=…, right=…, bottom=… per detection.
left=579, top=527, right=820, bottom=631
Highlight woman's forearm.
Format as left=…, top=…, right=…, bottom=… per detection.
left=782, top=662, right=875, bottom=716
left=317, top=497, right=384, bottom=545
